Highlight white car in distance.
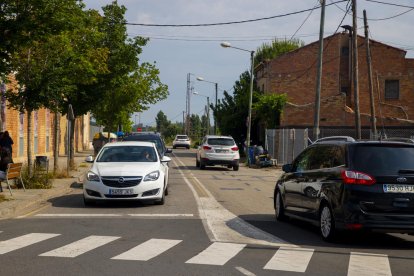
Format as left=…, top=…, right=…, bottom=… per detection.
left=196, top=135, right=240, bottom=171
left=83, top=141, right=171, bottom=205
left=173, top=134, right=191, bottom=149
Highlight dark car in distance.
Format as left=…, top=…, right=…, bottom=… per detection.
left=122, top=132, right=172, bottom=157
left=274, top=140, right=414, bottom=241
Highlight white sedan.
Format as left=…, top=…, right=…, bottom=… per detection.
left=83, top=141, right=171, bottom=205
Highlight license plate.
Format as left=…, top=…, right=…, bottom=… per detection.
left=109, top=189, right=133, bottom=195
left=383, top=184, right=414, bottom=193
left=215, top=149, right=228, bottom=153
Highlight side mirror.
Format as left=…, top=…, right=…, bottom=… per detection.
left=282, top=164, right=292, bottom=173
left=165, top=148, right=172, bottom=154
left=161, top=156, right=171, bottom=163
left=85, top=155, right=94, bottom=163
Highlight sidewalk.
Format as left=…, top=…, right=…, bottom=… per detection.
left=0, top=151, right=93, bottom=219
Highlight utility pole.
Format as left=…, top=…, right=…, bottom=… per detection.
left=313, top=0, right=326, bottom=140
left=214, top=82, right=218, bottom=135
left=352, top=0, right=361, bottom=139
left=363, top=10, right=377, bottom=139
left=182, top=111, right=185, bottom=133
left=186, top=73, right=190, bottom=135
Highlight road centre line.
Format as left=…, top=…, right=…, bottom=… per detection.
left=171, top=154, right=293, bottom=247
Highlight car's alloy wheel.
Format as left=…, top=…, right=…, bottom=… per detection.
left=320, top=204, right=336, bottom=241
left=275, top=191, right=286, bottom=221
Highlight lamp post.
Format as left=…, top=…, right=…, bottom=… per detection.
left=221, top=42, right=255, bottom=152
left=193, top=91, right=210, bottom=135
left=196, top=76, right=218, bottom=135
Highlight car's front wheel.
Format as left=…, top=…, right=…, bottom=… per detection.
left=83, top=196, right=95, bottom=206
left=320, top=204, right=336, bottom=241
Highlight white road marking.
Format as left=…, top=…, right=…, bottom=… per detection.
left=35, top=214, right=122, bottom=217
left=34, top=213, right=193, bottom=218
left=185, top=242, right=246, bottom=266
left=127, top=214, right=194, bottom=217
left=40, top=235, right=119, bottom=258
left=172, top=156, right=293, bottom=247
left=235, top=266, right=256, bottom=276
left=264, top=247, right=314, bottom=272
left=112, top=238, right=182, bottom=261
left=0, top=233, right=60, bottom=254
left=348, top=252, right=392, bottom=276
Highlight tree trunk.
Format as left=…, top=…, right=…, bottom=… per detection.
left=27, top=110, right=32, bottom=176
left=53, top=112, right=60, bottom=173
left=69, top=117, right=75, bottom=169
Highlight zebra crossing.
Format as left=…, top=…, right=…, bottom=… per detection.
left=0, top=231, right=396, bottom=275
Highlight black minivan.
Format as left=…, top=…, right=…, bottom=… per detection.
left=274, top=140, right=414, bottom=241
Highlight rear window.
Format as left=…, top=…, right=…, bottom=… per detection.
left=176, top=135, right=188, bottom=140
left=350, top=144, right=414, bottom=174
left=207, top=138, right=235, bottom=146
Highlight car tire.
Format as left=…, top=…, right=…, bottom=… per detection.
left=187, top=146, right=190, bottom=149
left=154, top=187, right=166, bottom=205
left=200, top=160, right=206, bottom=170
left=275, top=190, right=287, bottom=221
left=173, top=146, right=176, bottom=149
left=233, top=165, right=239, bottom=171
left=320, top=204, right=336, bottom=241
left=165, top=186, right=169, bottom=196
left=83, top=196, right=95, bottom=206
left=196, top=159, right=200, bottom=167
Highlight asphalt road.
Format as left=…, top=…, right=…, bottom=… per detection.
left=0, top=148, right=414, bottom=275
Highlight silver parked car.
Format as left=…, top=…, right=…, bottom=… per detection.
left=196, top=135, right=240, bottom=171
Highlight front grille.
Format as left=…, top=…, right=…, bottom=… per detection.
left=101, top=176, right=142, bottom=188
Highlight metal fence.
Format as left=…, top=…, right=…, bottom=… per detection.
left=266, top=127, right=414, bottom=165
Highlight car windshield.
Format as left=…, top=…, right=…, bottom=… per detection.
left=207, top=138, right=234, bottom=146
left=96, top=146, right=157, bottom=162
left=176, top=136, right=188, bottom=140
left=123, top=135, right=164, bottom=153
left=350, top=144, right=414, bottom=174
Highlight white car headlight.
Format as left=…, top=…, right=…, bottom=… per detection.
left=144, top=170, right=160, bottom=181
left=87, top=171, right=100, bottom=182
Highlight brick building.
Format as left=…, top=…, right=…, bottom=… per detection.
left=1, top=75, right=91, bottom=163
left=256, top=32, right=414, bottom=135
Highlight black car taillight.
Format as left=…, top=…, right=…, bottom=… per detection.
left=341, top=170, right=376, bottom=185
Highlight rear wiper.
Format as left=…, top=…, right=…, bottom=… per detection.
left=398, top=169, right=414, bottom=174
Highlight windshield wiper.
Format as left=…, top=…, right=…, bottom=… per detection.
left=398, top=169, right=414, bottom=174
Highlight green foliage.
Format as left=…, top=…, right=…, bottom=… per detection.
left=254, top=38, right=304, bottom=65
left=20, top=166, right=53, bottom=189
left=253, top=94, right=288, bottom=128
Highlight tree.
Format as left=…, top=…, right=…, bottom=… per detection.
left=253, top=94, right=288, bottom=129
left=254, top=38, right=304, bottom=65
left=156, top=111, right=170, bottom=134
left=3, top=0, right=107, bottom=173
left=90, top=2, right=168, bottom=136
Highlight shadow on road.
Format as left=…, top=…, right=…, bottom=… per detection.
left=235, top=214, right=414, bottom=251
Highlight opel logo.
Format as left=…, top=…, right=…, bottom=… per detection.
left=397, top=177, right=407, bottom=183
left=118, top=177, right=125, bottom=183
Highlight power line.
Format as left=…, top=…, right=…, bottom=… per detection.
left=124, top=0, right=347, bottom=27
left=365, top=0, right=414, bottom=9
left=290, top=3, right=319, bottom=41
left=330, top=0, right=414, bottom=21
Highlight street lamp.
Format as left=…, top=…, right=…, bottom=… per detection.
left=221, top=41, right=255, bottom=152
left=193, top=91, right=210, bottom=135
left=196, top=76, right=218, bottom=135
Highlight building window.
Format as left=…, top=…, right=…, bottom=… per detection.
left=385, top=80, right=399, bottom=100
left=341, top=47, right=349, bottom=56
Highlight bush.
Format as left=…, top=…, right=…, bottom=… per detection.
left=19, top=165, right=53, bottom=189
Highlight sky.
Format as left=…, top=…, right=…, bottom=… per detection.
left=83, top=0, right=414, bottom=127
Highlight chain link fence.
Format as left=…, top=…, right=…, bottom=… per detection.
left=266, top=127, right=414, bottom=165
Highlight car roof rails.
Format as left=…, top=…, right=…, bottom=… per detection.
left=313, top=136, right=356, bottom=144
